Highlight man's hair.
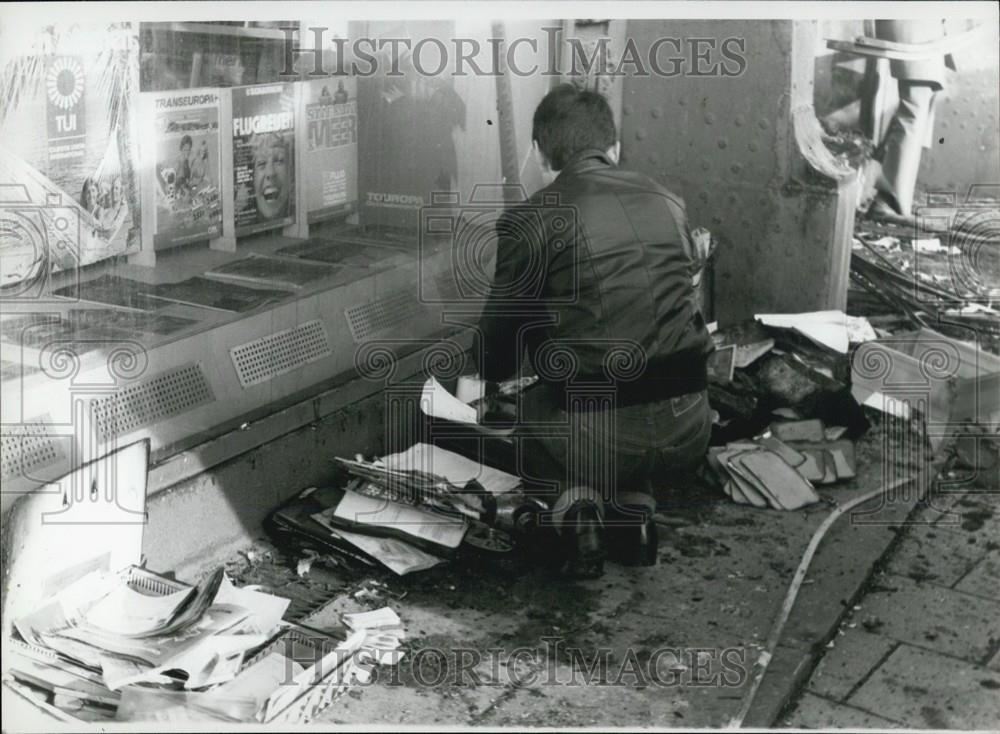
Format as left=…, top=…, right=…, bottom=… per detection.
left=180, top=134, right=193, bottom=150
left=531, top=84, right=616, bottom=171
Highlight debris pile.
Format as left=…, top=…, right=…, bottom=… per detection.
left=849, top=210, right=999, bottom=475
left=850, top=219, right=1000, bottom=355
left=702, top=310, right=878, bottom=509
left=268, top=439, right=545, bottom=576
left=5, top=563, right=405, bottom=723
left=705, top=417, right=859, bottom=510
left=702, top=202, right=1000, bottom=507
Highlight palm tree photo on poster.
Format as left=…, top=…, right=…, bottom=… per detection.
left=0, top=21, right=141, bottom=290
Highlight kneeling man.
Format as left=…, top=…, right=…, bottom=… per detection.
left=471, top=85, right=713, bottom=578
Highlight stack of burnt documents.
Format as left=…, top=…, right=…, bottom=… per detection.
left=268, top=442, right=535, bottom=575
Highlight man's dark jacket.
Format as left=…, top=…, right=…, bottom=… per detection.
left=475, top=148, right=713, bottom=407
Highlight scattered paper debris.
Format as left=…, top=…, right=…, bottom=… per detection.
left=756, top=310, right=854, bottom=354
left=331, top=529, right=444, bottom=576
left=420, top=376, right=478, bottom=424
left=380, top=443, right=521, bottom=496
left=912, top=237, right=961, bottom=256
left=331, top=489, right=467, bottom=549
left=297, top=551, right=318, bottom=577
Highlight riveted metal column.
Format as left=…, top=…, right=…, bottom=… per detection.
left=619, top=20, right=859, bottom=324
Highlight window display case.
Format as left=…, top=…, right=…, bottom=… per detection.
left=1, top=19, right=553, bottom=511
left=140, top=22, right=294, bottom=92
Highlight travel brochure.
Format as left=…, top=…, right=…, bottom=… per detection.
left=303, top=77, right=358, bottom=223
left=150, top=90, right=224, bottom=249
left=232, top=83, right=297, bottom=237
left=3, top=74, right=373, bottom=281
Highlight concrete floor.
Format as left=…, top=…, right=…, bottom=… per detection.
left=7, top=412, right=992, bottom=729
left=220, top=411, right=951, bottom=728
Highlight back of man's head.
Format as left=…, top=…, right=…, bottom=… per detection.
left=532, top=84, right=616, bottom=172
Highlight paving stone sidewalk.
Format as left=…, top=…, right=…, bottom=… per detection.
left=782, top=481, right=1000, bottom=730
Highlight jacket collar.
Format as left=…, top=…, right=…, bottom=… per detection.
left=557, top=148, right=615, bottom=179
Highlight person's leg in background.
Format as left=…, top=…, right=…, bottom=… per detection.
left=868, top=18, right=950, bottom=225
left=873, top=81, right=938, bottom=219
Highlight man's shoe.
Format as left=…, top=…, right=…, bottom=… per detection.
left=561, top=502, right=605, bottom=579
left=607, top=513, right=659, bottom=567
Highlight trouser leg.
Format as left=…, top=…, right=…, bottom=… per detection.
left=616, top=490, right=656, bottom=513
left=517, top=389, right=711, bottom=533
left=603, top=451, right=656, bottom=527
left=519, top=427, right=612, bottom=533
left=516, top=388, right=616, bottom=533
left=521, top=434, right=654, bottom=531
left=876, top=82, right=936, bottom=216
left=549, top=484, right=604, bottom=528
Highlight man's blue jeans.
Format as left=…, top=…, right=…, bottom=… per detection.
left=514, top=386, right=712, bottom=531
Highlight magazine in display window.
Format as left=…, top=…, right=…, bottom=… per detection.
left=150, top=89, right=223, bottom=249
left=303, top=76, right=358, bottom=223
left=0, top=24, right=142, bottom=289
left=231, top=82, right=296, bottom=237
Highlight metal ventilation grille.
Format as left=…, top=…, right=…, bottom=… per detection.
left=122, top=567, right=191, bottom=595
left=230, top=319, right=331, bottom=388
left=345, top=289, right=420, bottom=342
left=91, top=364, right=213, bottom=441
left=1, top=419, right=63, bottom=480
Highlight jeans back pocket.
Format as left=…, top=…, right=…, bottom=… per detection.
left=670, top=391, right=703, bottom=417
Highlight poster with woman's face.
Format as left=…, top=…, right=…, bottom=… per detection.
left=232, top=83, right=295, bottom=237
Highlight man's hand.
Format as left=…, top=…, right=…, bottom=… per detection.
left=457, top=374, right=512, bottom=423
